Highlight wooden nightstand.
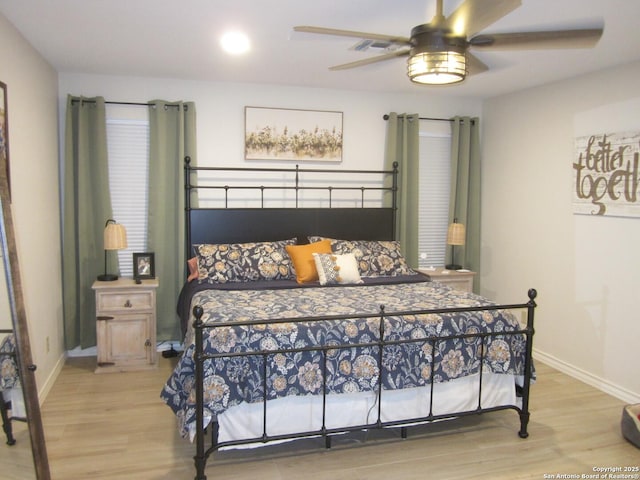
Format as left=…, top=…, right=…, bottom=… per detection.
left=92, top=277, right=158, bottom=373
left=418, top=267, right=476, bottom=293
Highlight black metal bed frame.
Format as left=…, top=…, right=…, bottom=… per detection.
left=182, top=158, right=536, bottom=480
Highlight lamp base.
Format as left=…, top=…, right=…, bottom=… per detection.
left=97, top=274, right=119, bottom=282
left=445, top=264, right=462, bottom=271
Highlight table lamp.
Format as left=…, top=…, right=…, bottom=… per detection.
left=445, top=219, right=465, bottom=270
left=97, top=219, right=127, bottom=281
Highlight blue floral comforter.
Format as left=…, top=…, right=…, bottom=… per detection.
left=0, top=334, right=19, bottom=391
left=161, top=279, right=527, bottom=438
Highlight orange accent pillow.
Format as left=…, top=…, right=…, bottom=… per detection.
left=285, top=240, right=332, bottom=284
left=187, top=257, right=198, bottom=282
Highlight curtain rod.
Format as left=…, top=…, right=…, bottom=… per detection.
left=70, top=99, right=184, bottom=108
left=382, top=114, right=475, bottom=124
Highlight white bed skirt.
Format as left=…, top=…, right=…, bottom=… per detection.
left=2, top=386, right=25, bottom=418
left=210, top=372, right=517, bottom=448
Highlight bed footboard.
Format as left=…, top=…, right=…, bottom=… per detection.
left=190, top=289, right=537, bottom=480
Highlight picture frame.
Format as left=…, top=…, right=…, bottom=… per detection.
left=245, top=106, right=343, bottom=162
left=133, top=252, right=155, bottom=280
left=0, top=81, right=10, bottom=199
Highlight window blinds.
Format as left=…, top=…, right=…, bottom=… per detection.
left=418, top=120, right=451, bottom=268
left=105, top=105, right=150, bottom=278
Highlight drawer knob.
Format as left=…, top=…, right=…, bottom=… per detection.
left=124, top=300, right=132, bottom=308
left=145, top=339, right=152, bottom=347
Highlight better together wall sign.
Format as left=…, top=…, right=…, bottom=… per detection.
left=573, top=131, right=640, bottom=217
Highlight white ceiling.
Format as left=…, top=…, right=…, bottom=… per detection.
left=1, top=0, right=639, bottom=99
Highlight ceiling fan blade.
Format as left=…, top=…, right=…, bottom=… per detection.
left=444, top=0, right=522, bottom=37
left=469, top=28, right=603, bottom=50
left=329, top=49, right=410, bottom=71
left=466, top=52, right=489, bottom=76
left=294, top=26, right=410, bottom=46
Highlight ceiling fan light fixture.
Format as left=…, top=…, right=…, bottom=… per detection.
left=407, top=50, right=467, bottom=85
left=407, top=24, right=468, bottom=85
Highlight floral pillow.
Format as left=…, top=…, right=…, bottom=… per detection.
left=194, top=238, right=296, bottom=283
left=308, top=237, right=416, bottom=278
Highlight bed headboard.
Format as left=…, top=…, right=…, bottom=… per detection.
left=184, top=157, right=398, bottom=258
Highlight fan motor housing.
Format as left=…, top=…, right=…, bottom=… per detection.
left=409, top=23, right=467, bottom=55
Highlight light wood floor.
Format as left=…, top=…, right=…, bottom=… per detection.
left=9, top=357, right=638, bottom=479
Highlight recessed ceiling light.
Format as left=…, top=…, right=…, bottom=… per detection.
left=220, top=31, right=250, bottom=55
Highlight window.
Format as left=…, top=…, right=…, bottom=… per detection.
left=418, top=119, right=451, bottom=268
left=105, top=105, right=150, bottom=277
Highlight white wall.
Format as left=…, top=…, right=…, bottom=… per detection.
left=59, top=73, right=482, bottom=172
left=483, top=60, right=640, bottom=403
left=0, top=13, right=64, bottom=399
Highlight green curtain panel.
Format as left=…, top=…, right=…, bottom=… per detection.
left=448, top=116, right=481, bottom=291
left=62, top=96, right=113, bottom=349
left=147, top=100, right=197, bottom=341
left=384, top=112, right=420, bottom=268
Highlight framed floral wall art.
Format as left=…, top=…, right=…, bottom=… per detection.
left=245, top=107, right=343, bottom=162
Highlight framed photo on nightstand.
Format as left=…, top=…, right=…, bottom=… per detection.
left=133, top=252, right=155, bottom=280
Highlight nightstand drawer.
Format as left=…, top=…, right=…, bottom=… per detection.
left=97, top=290, right=154, bottom=312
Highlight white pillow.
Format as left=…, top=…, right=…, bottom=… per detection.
left=312, top=253, right=363, bottom=285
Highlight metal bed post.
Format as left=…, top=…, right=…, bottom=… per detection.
left=295, top=164, right=299, bottom=208
left=184, top=157, right=193, bottom=265
left=518, top=288, right=537, bottom=438
left=376, top=305, right=386, bottom=429
left=391, top=162, right=399, bottom=240
left=261, top=351, right=268, bottom=442
left=192, top=306, right=207, bottom=480
left=476, top=334, right=487, bottom=411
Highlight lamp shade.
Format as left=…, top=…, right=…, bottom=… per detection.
left=104, top=220, right=127, bottom=250
left=446, top=222, right=465, bottom=246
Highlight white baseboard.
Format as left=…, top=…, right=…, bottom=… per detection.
left=37, top=351, right=66, bottom=406
left=534, top=348, right=640, bottom=404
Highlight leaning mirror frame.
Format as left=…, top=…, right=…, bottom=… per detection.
left=0, top=157, right=51, bottom=478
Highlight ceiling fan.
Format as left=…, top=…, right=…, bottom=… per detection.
left=294, top=0, right=603, bottom=85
